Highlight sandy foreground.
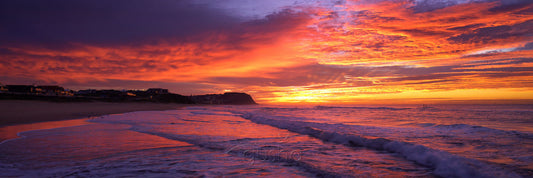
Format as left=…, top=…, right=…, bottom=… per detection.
left=0, top=100, right=187, bottom=141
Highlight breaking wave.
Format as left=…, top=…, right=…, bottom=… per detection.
left=239, top=112, right=522, bottom=178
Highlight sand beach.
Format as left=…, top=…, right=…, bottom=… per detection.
left=0, top=100, right=185, bottom=141
left=0, top=100, right=184, bottom=126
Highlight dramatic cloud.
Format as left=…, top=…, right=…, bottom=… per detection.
left=1, top=0, right=532, bottom=103
left=0, top=0, right=239, bottom=47
left=410, top=0, right=494, bottom=13
left=448, top=20, right=532, bottom=44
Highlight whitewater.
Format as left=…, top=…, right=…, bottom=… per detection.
left=0, top=104, right=531, bottom=177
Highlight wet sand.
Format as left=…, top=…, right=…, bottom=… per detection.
left=0, top=100, right=185, bottom=126
left=0, top=100, right=187, bottom=142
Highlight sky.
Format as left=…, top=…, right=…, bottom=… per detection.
left=0, top=0, right=532, bottom=104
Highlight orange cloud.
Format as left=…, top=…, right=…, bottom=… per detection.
left=1, top=0, right=532, bottom=104
left=303, top=0, right=532, bottom=66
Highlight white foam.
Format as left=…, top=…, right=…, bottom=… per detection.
left=239, top=112, right=522, bottom=178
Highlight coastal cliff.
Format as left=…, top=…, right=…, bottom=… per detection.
left=190, top=92, right=257, bottom=105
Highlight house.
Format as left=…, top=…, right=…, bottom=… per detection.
left=0, top=83, right=7, bottom=93
left=146, top=88, right=169, bottom=95
left=76, top=89, right=98, bottom=96
left=6, top=85, right=36, bottom=94
left=37, top=85, right=65, bottom=96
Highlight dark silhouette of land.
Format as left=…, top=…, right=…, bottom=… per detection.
left=0, top=84, right=257, bottom=105
left=0, top=84, right=257, bottom=126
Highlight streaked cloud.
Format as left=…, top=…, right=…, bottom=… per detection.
left=0, top=0, right=532, bottom=103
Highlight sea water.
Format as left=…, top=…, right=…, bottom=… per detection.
left=0, top=104, right=531, bottom=177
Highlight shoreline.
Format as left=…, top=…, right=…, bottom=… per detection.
left=0, top=118, right=90, bottom=144
left=0, top=100, right=188, bottom=142
left=0, top=100, right=188, bottom=126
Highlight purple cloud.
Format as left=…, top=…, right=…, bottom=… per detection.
left=0, top=0, right=240, bottom=47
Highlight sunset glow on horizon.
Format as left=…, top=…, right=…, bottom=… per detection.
left=1, top=0, right=532, bottom=104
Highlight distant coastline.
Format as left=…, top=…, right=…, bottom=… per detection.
left=0, top=84, right=257, bottom=105
left=0, top=84, right=257, bottom=128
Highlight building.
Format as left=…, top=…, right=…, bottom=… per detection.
left=146, top=88, right=169, bottom=95
left=0, top=83, right=7, bottom=93
left=76, top=89, right=97, bottom=96
left=6, top=85, right=36, bottom=94
left=37, top=85, right=65, bottom=96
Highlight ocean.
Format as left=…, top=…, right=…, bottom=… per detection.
left=0, top=104, right=532, bottom=177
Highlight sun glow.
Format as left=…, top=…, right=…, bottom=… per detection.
left=1, top=0, right=532, bottom=104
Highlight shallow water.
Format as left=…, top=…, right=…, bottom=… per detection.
left=0, top=104, right=531, bottom=177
